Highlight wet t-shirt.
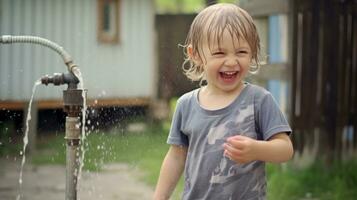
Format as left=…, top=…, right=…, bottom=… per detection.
left=167, top=83, right=292, bottom=200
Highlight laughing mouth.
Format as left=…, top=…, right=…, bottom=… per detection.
left=219, top=71, right=239, bottom=79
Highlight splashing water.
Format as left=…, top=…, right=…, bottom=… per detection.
left=16, top=79, right=41, bottom=200
left=71, top=67, right=87, bottom=193
left=72, top=67, right=84, bottom=90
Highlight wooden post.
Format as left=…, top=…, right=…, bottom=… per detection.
left=23, top=101, right=38, bottom=154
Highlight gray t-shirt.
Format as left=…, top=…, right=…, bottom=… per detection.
left=167, top=83, right=292, bottom=200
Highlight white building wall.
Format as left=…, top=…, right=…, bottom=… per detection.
left=0, top=0, right=156, bottom=101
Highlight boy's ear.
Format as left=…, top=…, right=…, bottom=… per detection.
left=187, top=45, right=202, bottom=65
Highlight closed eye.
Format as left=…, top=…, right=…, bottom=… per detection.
left=237, top=50, right=248, bottom=54
left=212, top=51, right=224, bottom=56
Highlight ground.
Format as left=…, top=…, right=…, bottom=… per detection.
left=0, top=157, right=154, bottom=200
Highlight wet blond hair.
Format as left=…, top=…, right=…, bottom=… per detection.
left=182, top=3, right=261, bottom=82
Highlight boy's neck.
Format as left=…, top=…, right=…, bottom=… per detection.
left=198, top=82, right=246, bottom=110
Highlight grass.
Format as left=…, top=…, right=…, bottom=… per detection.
left=33, top=124, right=168, bottom=182
left=3, top=122, right=357, bottom=199
left=0, top=121, right=24, bottom=158
left=267, top=161, right=357, bottom=200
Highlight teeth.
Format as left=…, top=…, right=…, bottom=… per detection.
left=221, top=71, right=237, bottom=75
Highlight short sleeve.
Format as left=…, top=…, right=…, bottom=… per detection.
left=256, top=93, right=292, bottom=140
left=167, top=98, right=189, bottom=146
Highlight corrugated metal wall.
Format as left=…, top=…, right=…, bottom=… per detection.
left=0, top=0, right=155, bottom=101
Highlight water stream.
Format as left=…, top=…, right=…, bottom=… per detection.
left=72, top=67, right=88, bottom=193
left=16, top=68, right=87, bottom=199
left=16, top=79, right=41, bottom=200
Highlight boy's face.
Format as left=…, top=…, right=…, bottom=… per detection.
left=193, top=29, right=252, bottom=94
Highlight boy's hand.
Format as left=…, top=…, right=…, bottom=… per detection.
left=223, top=135, right=257, bottom=164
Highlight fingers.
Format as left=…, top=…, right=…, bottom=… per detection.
left=223, top=147, right=248, bottom=164
left=223, top=135, right=255, bottom=164
left=226, top=136, right=246, bottom=150
left=223, top=143, right=242, bottom=156
left=223, top=142, right=247, bottom=163
left=227, top=134, right=245, bottom=141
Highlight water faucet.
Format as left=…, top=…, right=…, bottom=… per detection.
left=41, top=72, right=79, bottom=89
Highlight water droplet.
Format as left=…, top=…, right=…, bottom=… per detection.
left=19, top=151, right=23, bottom=155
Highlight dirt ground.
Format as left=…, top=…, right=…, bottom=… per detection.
left=0, top=157, right=154, bottom=200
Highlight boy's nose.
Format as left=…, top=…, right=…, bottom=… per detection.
left=224, top=56, right=239, bottom=67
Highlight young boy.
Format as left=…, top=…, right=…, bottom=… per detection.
left=154, top=3, right=293, bottom=200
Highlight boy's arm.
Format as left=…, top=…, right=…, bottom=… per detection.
left=153, top=145, right=187, bottom=200
left=224, top=133, right=293, bottom=164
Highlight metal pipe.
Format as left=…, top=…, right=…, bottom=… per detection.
left=1, top=35, right=86, bottom=200
left=65, top=117, right=81, bottom=200
left=63, top=89, right=86, bottom=200
left=0, top=35, right=74, bottom=72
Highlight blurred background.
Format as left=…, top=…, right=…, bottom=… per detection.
left=0, top=0, right=356, bottom=199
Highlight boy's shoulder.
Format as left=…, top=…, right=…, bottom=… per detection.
left=177, top=88, right=199, bottom=103
left=245, top=83, right=271, bottom=97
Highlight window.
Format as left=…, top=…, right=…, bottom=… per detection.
left=97, top=0, right=120, bottom=43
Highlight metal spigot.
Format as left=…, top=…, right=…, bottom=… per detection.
left=40, top=72, right=85, bottom=116
left=41, top=72, right=79, bottom=89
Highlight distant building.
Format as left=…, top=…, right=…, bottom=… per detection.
left=0, top=0, right=156, bottom=110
